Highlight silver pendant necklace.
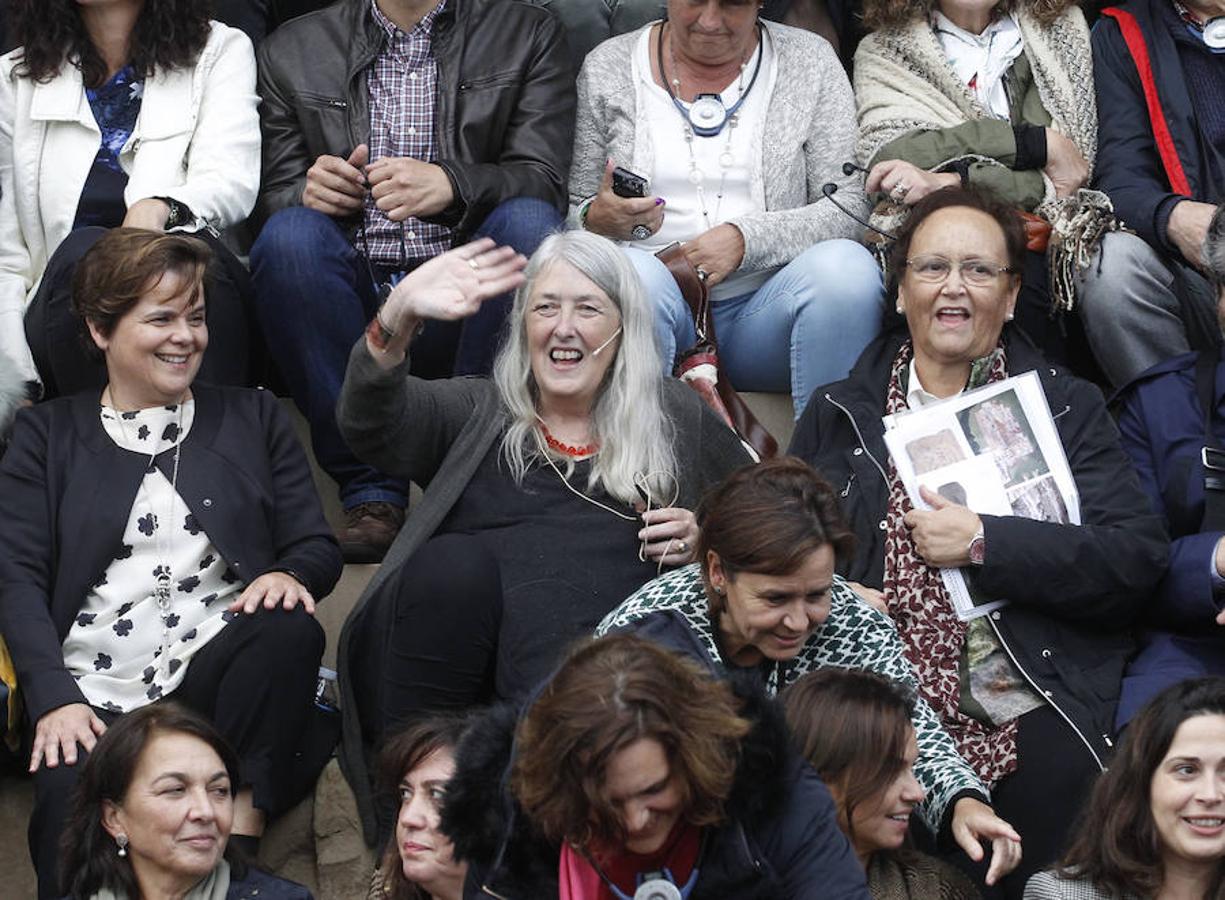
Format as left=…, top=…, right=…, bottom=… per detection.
left=662, top=24, right=757, bottom=231
left=105, top=394, right=186, bottom=680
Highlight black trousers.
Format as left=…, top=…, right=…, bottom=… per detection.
left=23, top=226, right=256, bottom=400
left=938, top=704, right=1101, bottom=900
left=351, top=533, right=502, bottom=841
left=28, top=606, right=324, bottom=899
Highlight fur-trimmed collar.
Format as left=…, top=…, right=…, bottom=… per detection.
left=441, top=676, right=797, bottom=897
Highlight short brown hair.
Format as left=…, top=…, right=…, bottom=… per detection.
left=695, top=458, right=855, bottom=605
left=511, top=635, right=751, bottom=848
left=781, top=669, right=916, bottom=843
left=1056, top=677, right=1225, bottom=897
left=888, top=186, right=1027, bottom=291
left=377, top=716, right=472, bottom=900
left=861, top=0, right=1071, bottom=32
left=72, top=228, right=211, bottom=342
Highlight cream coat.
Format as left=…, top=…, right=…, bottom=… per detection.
left=0, top=21, right=259, bottom=384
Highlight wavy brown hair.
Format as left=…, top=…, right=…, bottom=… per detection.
left=1055, top=677, right=1225, bottom=899
left=860, top=0, right=1071, bottom=32
left=782, top=668, right=917, bottom=845
left=10, top=0, right=211, bottom=87
left=511, top=635, right=752, bottom=848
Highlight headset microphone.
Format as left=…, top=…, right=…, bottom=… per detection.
left=591, top=326, right=623, bottom=357
left=821, top=182, right=897, bottom=241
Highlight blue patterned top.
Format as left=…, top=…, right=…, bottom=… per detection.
left=74, top=66, right=144, bottom=229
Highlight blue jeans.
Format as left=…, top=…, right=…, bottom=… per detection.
left=628, top=239, right=885, bottom=418
left=249, top=198, right=561, bottom=508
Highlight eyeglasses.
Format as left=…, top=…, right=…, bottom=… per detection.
left=904, top=255, right=1015, bottom=286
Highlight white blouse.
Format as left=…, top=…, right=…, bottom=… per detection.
left=632, top=25, right=779, bottom=301
left=61, top=401, right=241, bottom=712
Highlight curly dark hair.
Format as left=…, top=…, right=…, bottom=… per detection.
left=10, top=0, right=211, bottom=87
left=860, top=0, right=1073, bottom=32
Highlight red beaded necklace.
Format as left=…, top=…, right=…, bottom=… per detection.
left=539, top=422, right=599, bottom=458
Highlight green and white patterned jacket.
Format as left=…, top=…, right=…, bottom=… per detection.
left=596, top=564, right=989, bottom=836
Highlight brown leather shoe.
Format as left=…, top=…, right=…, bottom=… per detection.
left=336, top=501, right=405, bottom=564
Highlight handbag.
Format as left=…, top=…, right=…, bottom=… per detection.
left=654, top=244, right=778, bottom=460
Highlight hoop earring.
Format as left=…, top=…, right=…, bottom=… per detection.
left=116, top=834, right=129, bottom=858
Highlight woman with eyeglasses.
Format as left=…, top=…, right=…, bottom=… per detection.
left=789, top=186, right=1168, bottom=898
left=334, top=229, right=751, bottom=846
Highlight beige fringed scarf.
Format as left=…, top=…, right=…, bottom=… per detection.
left=854, top=7, right=1117, bottom=311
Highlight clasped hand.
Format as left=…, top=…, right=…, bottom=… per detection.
left=903, top=485, right=983, bottom=568
left=303, top=143, right=454, bottom=220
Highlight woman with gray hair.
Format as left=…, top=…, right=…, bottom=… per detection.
left=334, top=231, right=751, bottom=844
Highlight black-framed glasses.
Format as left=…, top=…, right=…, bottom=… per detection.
left=904, top=255, right=1014, bottom=286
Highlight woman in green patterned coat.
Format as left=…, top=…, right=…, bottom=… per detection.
left=852, top=0, right=1106, bottom=368
left=596, top=457, right=1022, bottom=890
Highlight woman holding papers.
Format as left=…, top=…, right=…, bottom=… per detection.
left=788, top=186, right=1167, bottom=898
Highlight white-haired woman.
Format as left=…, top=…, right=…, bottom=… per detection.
left=334, top=231, right=752, bottom=843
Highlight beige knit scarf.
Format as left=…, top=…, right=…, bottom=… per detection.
left=854, top=7, right=1116, bottom=311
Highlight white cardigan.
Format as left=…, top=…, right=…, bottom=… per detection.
left=0, top=21, right=260, bottom=384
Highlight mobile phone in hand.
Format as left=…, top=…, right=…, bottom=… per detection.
left=612, top=166, right=649, bottom=199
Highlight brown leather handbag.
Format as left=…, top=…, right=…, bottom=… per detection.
left=655, top=243, right=778, bottom=460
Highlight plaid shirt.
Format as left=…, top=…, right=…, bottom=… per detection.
left=362, top=0, right=452, bottom=268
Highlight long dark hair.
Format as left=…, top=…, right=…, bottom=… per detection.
left=377, top=715, right=472, bottom=900
left=1057, top=677, right=1225, bottom=899
left=10, top=0, right=211, bottom=87
left=59, top=703, right=243, bottom=899
left=782, top=668, right=917, bottom=844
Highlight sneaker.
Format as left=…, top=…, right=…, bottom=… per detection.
left=336, top=502, right=405, bottom=564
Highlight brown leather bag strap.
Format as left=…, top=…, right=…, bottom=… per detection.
left=654, top=244, right=778, bottom=459
left=655, top=243, right=714, bottom=344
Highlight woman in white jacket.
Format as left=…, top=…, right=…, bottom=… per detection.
left=0, top=0, right=260, bottom=398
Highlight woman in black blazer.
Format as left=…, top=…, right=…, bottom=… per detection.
left=0, top=229, right=342, bottom=899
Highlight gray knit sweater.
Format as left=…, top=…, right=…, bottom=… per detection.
left=568, top=19, right=871, bottom=271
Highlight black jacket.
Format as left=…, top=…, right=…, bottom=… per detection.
left=441, top=684, right=870, bottom=900
left=1091, top=0, right=1223, bottom=255
left=788, top=331, right=1168, bottom=766
left=0, top=385, right=342, bottom=722
left=254, top=0, right=575, bottom=236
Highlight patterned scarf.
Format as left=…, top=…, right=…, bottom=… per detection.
left=881, top=340, right=1019, bottom=787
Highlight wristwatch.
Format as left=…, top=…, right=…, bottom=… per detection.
left=153, top=196, right=194, bottom=230
left=968, top=525, right=986, bottom=566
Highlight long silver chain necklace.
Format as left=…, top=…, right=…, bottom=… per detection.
left=105, top=393, right=185, bottom=680
left=660, top=23, right=759, bottom=231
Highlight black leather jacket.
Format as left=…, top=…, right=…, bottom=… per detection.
left=788, top=330, right=1169, bottom=767
left=254, top=0, right=575, bottom=237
